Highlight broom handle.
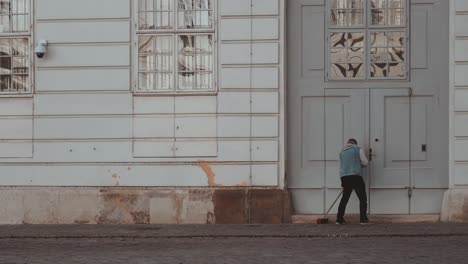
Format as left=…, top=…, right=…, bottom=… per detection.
left=323, top=190, right=344, bottom=218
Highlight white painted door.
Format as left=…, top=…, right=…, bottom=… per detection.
left=287, top=0, right=449, bottom=215
left=369, top=88, right=412, bottom=214
left=323, top=88, right=413, bottom=215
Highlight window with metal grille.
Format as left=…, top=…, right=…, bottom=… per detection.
left=136, top=0, right=215, bottom=93
left=328, top=0, right=408, bottom=80
left=0, top=0, right=31, bottom=94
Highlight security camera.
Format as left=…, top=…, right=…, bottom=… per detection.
left=34, top=40, right=48, bottom=58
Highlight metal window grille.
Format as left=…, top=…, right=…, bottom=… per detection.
left=328, top=0, right=408, bottom=80
left=0, top=0, right=31, bottom=94
left=136, top=0, right=215, bottom=93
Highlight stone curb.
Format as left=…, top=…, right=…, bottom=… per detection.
left=1, top=233, right=468, bottom=239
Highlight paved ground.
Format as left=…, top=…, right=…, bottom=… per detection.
left=0, top=223, right=467, bottom=263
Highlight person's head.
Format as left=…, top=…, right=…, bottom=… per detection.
left=347, top=138, right=358, bottom=145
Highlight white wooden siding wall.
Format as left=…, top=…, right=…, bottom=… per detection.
left=453, top=0, right=468, bottom=186
left=218, top=0, right=281, bottom=187
left=0, top=0, right=283, bottom=187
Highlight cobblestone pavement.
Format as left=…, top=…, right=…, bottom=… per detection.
left=0, top=223, right=467, bottom=264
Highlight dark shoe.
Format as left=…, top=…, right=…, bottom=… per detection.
left=336, top=219, right=347, bottom=225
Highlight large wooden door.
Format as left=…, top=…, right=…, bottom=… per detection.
left=287, top=0, right=449, bottom=215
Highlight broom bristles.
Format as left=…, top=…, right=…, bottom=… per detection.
left=316, top=218, right=329, bottom=224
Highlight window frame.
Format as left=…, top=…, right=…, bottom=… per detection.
left=133, top=0, right=218, bottom=95
left=0, top=0, right=33, bottom=96
left=326, top=0, right=410, bottom=81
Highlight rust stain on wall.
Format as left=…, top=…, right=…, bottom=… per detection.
left=198, top=160, right=222, bottom=187
left=112, top=173, right=122, bottom=186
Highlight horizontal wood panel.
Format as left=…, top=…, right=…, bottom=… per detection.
left=0, top=143, right=33, bottom=158
left=0, top=98, right=33, bottom=116
left=34, top=94, right=132, bottom=115
left=36, top=69, right=130, bottom=91
left=34, top=117, right=132, bottom=139
left=36, top=21, right=131, bottom=43
left=252, top=92, right=279, bottom=113
left=220, top=43, right=251, bottom=64
left=34, top=141, right=132, bottom=161
left=211, top=165, right=251, bottom=186
left=221, top=43, right=279, bottom=65
left=133, top=140, right=174, bottom=158
left=454, top=115, right=468, bottom=137
left=36, top=0, right=130, bottom=20
left=0, top=164, right=271, bottom=186
left=220, top=19, right=250, bottom=40
left=454, top=90, right=468, bottom=111
left=134, top=96, right=175, bottom=114
left=0, top=140, right=281, bottom=163
left=251, top=140, right=279, bottom=161
left=251, top=164, right=278, bottom=186
left=0, top=119, right=33, bottom=139
left=28, top=139, right=276, bottom=162
left=36, top=45, right=130, bottom=67
left=455, top=65, right=468, bottom=86
left=456, top=0, right=468, bottom=12
left=175, top=96, right=217, bottom=114
left=175, top=140, right=218, bottom=157
left=217, top=140, right=250, bottom=161
left=455, top=40, right=468, bottom=61
left=251, top=116, right=279, bottom=137
left=454, top=140, right=468, bottom=161
left=220, top=67, right=279, bottom=89
left=253, top=0, right=279, bottom=15
left=252, top=43, right=279, bottom=64
left=217, top=92, right=250, bottom=113
left=217, top=116, right=251, bottom=137
left=219, top=0, right=251, bottom=16
left=175, top=116, right=217, bottom=138
left=455, top=15, right=468, bottom=37
left=207, top=115, right=278, bottom=140
left=220, top=18, right=279, bottom=41
left=134, top=116, right=174, bottom=138
left=454, top=165, right=468, bottom=185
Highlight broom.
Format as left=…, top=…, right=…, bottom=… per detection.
left=316, top=190, right=344, bottom=224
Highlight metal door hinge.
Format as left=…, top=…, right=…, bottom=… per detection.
left=405, top=187, right=414, bottom=199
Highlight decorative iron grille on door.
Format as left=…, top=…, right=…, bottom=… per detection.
left=327, top=0, right=408, bottom=80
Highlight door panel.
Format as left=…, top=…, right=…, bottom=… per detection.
left=370, top=89, right=411, bottom=189
left=410, top=189, right=446, bottom=214
left=324, top=89, right=368, bottom=215
left=369, top=89, right=411, bottom=214
left=370, top=189, right=409, bottom=215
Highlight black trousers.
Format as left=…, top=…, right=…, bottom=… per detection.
left=337, top=175, right=368, bottom=221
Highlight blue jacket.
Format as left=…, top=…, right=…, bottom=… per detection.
left=340, top=145, right=364, bottom=177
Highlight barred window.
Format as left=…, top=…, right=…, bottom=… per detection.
left=328, top=0, right=407, bottom=80
left=0, top=0, right=31, bottom=94
left=136, top=0, right=215, bottom=93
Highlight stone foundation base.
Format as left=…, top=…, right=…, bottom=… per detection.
left=0, top=188, right=291, bottom=224
left=293, top=214, right=440, bottom=224
left=441, top=189, right=468, bottom=222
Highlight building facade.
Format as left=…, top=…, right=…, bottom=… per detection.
left=0, top=0, right=465, bottom=224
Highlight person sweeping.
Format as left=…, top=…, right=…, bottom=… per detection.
left=336, top=138, right=370, bottom=225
